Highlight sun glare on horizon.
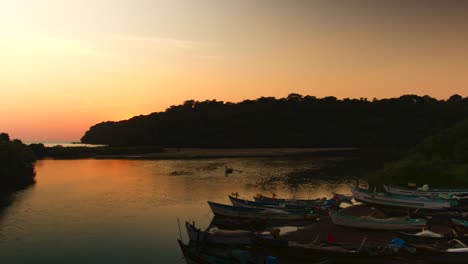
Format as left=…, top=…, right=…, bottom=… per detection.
left=1, top=0, right=467, bottom=141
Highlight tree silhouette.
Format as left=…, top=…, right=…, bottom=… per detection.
left=81, top=94, right=468, bottom=151
left=0, top=133, right=36, bottom=193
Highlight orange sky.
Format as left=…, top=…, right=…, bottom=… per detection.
left=1, top=0, right=467, bottom=141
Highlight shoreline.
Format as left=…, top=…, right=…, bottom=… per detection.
left=92, top=147, right=359, bottom=160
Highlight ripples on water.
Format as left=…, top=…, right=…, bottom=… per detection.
left=0, top=155, right=373, bottom=263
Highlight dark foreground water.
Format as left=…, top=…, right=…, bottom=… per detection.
left=0, top=155, right=372, bottom=263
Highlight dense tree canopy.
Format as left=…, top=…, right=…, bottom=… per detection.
left=370, top=118, right=468, bottom=187
left=0, top=133, right=36, bottom=192
left=81, top=94, right=468, bottom=150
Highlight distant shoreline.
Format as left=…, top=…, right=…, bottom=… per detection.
left=92, top=147, right=359, bottom=160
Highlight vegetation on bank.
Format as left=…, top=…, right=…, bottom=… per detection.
left=81, top=94, right=468, bottom=151
left=369, top=118, right=468, bottom=187
left=0, top=133, right=36, bottom=193
left=29, top=144, right=163, bottom=159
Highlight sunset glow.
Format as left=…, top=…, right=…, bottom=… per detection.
left=1, top=0, right=467, bottom=141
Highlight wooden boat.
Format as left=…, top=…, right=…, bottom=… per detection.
left=399, top=230, right=450, bottom=245
left=451, top=218, right=468, bottom=233
left=253, top=194, right=326, bottom=207
left=329, top=209, right=427, bottom=230
left=225, top=166, right=233, bottom=174
left=383, top=184, right=468, bottom=198
left=185, top=221, right=253, bottom=245
left=229, top=195, right=320, bottom=210
left=208, top=201, right=318, bottom=221
left=208, top=216, right=268, bottom=231
left=177, top=239, right=269, bottom=264
left=410, top=239, right=468, bottom=264
left=409, top=209, right=468, bottom=222
left=177, top=239, right=229, bottom=264
left=254, top=236, right=369, bottom=258
left=352, top=186, right=456, bottom=210
left=399, top=230, right=468, bottom=246
left=253, top=236, right=420, bottom=263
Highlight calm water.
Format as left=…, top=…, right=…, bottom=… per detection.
left=0, top=156, right=368, bottom=263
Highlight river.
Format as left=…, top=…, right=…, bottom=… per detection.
left=0, top=155, right=373, bottom=263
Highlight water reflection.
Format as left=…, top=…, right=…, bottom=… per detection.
left=0, top=155, right=378, bottom=263
left=0, top=183, right=35, bottom=243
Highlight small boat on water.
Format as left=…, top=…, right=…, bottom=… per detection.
left=178, top=239, right=275, bottom=264
left=399, top=230, right=445, bottom=244
left=254, top=236, right=370, bottom=259
left=410, top=239, right=468, bottom=264
left=329, top=209, right=427, bottom=230
left=254, top=236, right=419, bottom=263
left=352, top=186, right=456, bottom=210
left=229, top=195, right=323, bottom=210
left=383, top=184, right=468, bottom=198
left=399, top=230, right=468, bottom=246
left=185, top=221, right=253, bottom=245
left=253, top=194, right=326, bottom=207
left=225, top=166, right=234, bottom=174
left=409, top=209, right=468, bottom=221
left=208, top=201, right=319, bottom=221
left=178, top=239, right=216, bottom=264
left=451, top=218, right=468, bottom=233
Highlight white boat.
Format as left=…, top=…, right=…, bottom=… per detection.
left=352, top=186, right=456, bottom=210
left=383, top=184, right=468, bottom=197
left=329, top=210, right=427, bottom=230
left=185, top=221, right=253, bottom=245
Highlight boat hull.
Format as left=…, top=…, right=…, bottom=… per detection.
left=383, top=185, right=468, bottom=197
left=329, top=210, right=427, bottom=230
left=451, top=218, right=468, bottom=234
left=208, top=201, right=318, bottom=221
left=185, top=221, right=253, bottom=245
left=253, top=195, right=325, bottom=206
left=352, top=186, right=455, bottom=210
left=229, top=195, right=318, bottom=210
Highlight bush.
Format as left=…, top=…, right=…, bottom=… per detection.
left=0, top=133, right=36, bottom=192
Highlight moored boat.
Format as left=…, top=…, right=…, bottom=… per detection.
left=399, top=230, right=447, bottom=245
left=229, top=195, right=322, bottom=210
left=225, top=166, right=234, bottom=174
left=178, top=239, right=272, bottom=264
left=177, top=239, right=229, bottom=264
left=253, top=194, right=326, bottom=207
left=352, top=186, right=456, bottom=210
left=410, top=239, right=468, bottom=264
left=185, top=221, right=253, bottom=245
left=329, top=209, right=427, bottom=230
left=208, top=201, right=319, bottom=221
left=451, top=218, right=468, bottom=233
left=383, top=184, right=468, bottom=198
left=254, top=236, right=420, bottom=263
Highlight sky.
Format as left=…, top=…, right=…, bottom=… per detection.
left=1, top=0, right=468, bottom=141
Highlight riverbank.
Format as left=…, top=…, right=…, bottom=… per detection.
left=93, top=147, right=359, bottom=160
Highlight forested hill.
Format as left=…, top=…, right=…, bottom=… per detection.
left=81, top=94, right=468, bottom=149
left=370, top=118, right=468, bottom=186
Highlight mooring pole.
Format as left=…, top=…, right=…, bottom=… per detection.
left=177, top=217, right=183, bottom=241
